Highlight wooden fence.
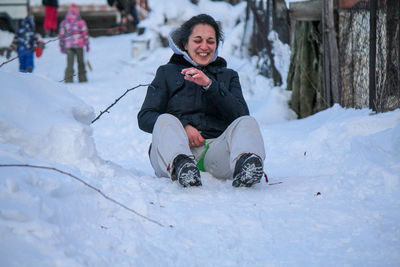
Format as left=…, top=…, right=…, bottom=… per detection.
left=287, top=0, right=399, bottom=118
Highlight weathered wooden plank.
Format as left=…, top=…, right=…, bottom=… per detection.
left=335, top=0, right=362, bottom=9
left=322, top=2, right=331, bottom=105
left=289, top=0, right=321, bottom=21
left=322, top=0, right=341, bottom=104
left=339, top=10, right=370, bottom=109
left=369, top=0, right=377, bottom=110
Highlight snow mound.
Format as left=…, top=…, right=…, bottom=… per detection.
left=0, top=70, right=98, bottom=166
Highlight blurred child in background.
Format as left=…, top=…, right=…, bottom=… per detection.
left=59, top=4, right=89, bottom=83
left=9, top=16, right=43, bottom=73
left=42, top=0, right=59, bottom=37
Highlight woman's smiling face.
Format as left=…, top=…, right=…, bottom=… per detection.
left=184, top=24, right=217, bottom=66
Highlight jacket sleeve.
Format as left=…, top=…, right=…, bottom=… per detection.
left=137, top=66, right=169, bottom=133
left=80, top=20, right=89, bottom=47
left=205, top=69, right=249, bottom=123
left=33, top=33, right=39, bottom=47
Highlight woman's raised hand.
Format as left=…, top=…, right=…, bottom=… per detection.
left=181, top=67, right=211, bottom=88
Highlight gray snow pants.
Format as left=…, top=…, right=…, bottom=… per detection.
left=149, top=114, right=266, bottom=180
left=64, top=48, right=87, bottom=83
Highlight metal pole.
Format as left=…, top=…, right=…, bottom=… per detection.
left=369, top=0, right=377, bottom=111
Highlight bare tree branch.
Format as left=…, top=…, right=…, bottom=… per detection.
left=91, top=84, right=154, bottom=124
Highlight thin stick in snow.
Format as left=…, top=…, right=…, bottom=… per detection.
left=0, top=164, right=165, bottom=227
left=91, top=84, right=154, bottom=124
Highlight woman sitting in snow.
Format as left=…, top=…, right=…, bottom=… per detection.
left=138, top=14, right=265, bottom=187
left=59, top=4, right=89, bottom=83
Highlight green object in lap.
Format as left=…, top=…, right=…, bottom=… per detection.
left=196, top=140, right=209, bottom=172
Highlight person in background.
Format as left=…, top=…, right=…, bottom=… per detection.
left=42, top=0, right=58, bottom=37
left=137, top=0, right=149, bottom=11
left=9, top=16, right=42, bottom=73
left=138, top=14, right=266, bottom=188
left=116, top=0, right=139, bottom=32
left=59, top=4, right=89, bottom=83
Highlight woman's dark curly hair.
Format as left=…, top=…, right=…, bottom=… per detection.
left=177, top=14, right=223, bottom=51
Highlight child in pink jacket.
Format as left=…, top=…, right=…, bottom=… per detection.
left=59, top=4, right=89, bottom=82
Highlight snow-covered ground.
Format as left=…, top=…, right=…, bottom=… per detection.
left=1, top=0, right=400, bottom=266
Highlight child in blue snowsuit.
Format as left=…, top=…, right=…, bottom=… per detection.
left=10, top=17, right=41, bottom=73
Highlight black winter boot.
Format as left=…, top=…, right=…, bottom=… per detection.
left=232, top=153, right=263, bottom=187
left=172, top=154, right=202, bottom=187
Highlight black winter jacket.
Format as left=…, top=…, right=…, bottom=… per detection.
left=137, top=54, right=249, bottom=139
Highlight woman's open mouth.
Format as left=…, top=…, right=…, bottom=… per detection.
left=197, top=52, right=209, bottom=57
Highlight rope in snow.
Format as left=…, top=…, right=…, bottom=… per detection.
left=0, top=26, right=125, bottom=69
left=0, top=31, right=74, bottom=69
left=1, top=40, right=45, bottom=69
left=0, top=164, right=165, bottom=227
left=91, top=84, right=154, bottom=124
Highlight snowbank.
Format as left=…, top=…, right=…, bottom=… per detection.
left=0, top=69, right=98, bottom=166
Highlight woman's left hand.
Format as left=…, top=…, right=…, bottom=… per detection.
left=184, top=124, right=205, bottom=147
left=181, top=67, right=211, bottom=88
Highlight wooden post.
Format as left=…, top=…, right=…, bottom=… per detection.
left=322, top=0, right=340, bottom=106
left=369, top=0, right=377, bottom=111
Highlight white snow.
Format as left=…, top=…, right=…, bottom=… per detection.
left=1, top=0, right=400, bottom=266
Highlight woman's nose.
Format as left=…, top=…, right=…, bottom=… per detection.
left=199, top=41, right=208, bottom=50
